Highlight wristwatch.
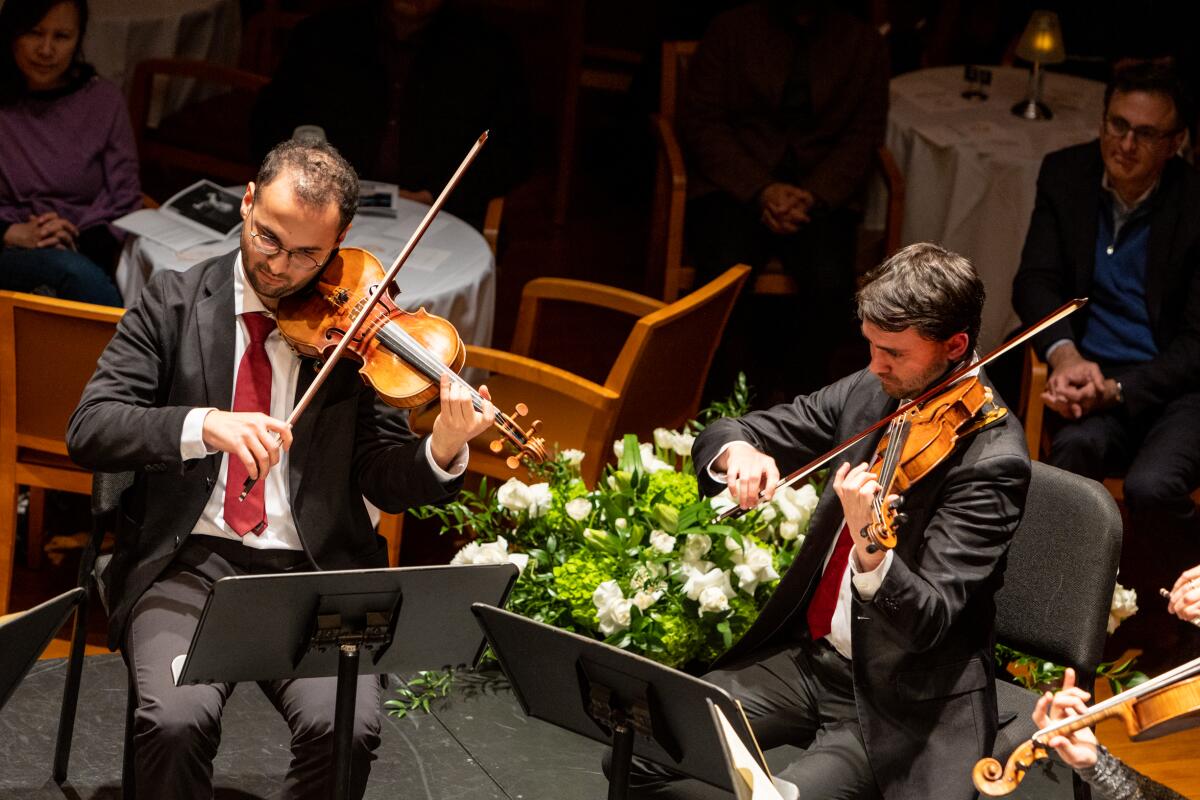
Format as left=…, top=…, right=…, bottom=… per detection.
left=1113, top=380, right=1124, bottom=404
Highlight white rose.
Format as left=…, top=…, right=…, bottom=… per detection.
left=565, top=497, right=592, bottom=521
left=649, top=529, right=676, bottom=554
left=727, top=540, right=780, bottom=595
left=683, top=567, right=734, bottom=602
left=593, top=579, right=624, bottom=610
left=496, top=478, right=532, bottom=513
left=681, top=533, right=712, bottom=563
left=653, top=428, right=674, bottom=450
left=670, top=430, right=695, bottom=458
left=1108, top=583, right=1139, bottom=633
left=527, top=482, right=553, bottom=518
left=615, top=518, right=628, bottom=531
left=451, top=536, right=528, bottom=574
left=697, top=585, right=731, bottom=615
left=561, top=448, right=586, bottom=467
left=710, top=488, right=737, bottom=515
left=632, top=589, right=662, bottom=611
left=593, top=580, right=633, bottom=635
left=779, top=520, right=800, bottom=540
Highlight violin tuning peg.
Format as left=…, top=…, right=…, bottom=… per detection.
left=514, top=403, right=528, bottom=417
left=894, top=513, right=909, bottom=526
left=505, top=455, right=522, bottom=469
left=888, top=496, right=904, bottom=510
left=489, top=439, right=505, bottom=454
left=530, top=419, right=542, bottom=433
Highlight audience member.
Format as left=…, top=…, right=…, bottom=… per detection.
left=1034, top=668, right=1189, bottom=800
left=679, top=0, right=888, bottom=398
left=0, top=0, right=139, bottom=306
left=250, top=0, right=530, bottom=229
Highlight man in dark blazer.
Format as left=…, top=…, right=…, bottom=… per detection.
left=1013, top=62, right=1200, bottom=534
left=628, top=244, right=1031, bottom=799
left=66, top=139, right=494, bottom=799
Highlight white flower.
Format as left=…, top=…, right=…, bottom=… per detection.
left=670, top=430, right=695, bottom=457
left=495, top=478, right=533, bottom=512
left=653, top=428, right=675, bottom=450
left=631, top=562, right=667, bottom=591
left=697, top=585, right=731, bottom=615
left=565, top=497, right=592, bottom=521
left=681, top=533, right=712, bottom=563
left=710, top=488, right=737, bottom=515
left=649, top=529, right=676, bottom=554
left=726, top=537, right=780, bottom=595
left=1108, top=583, right=1139, bottom=634
left=772, top=484, right=818, bottom=526
left=615, top=518, right=628, bottom=531
left=526, top=482, right=552, bottom=518
left=561, top=448, right=586, bottom=467
left=450, top=535, right=528, bottom=574
left=612, top=439, right=675, bottom=474
left=593, top=580, right=634, bottom=635
left=778, top=520, right=801, bottom=541
left=632, top=589, right=662, bottom=611
left=682, top=566, right=734, bottom=602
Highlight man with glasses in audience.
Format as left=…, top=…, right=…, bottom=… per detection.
left=1013, top=61, right=1200, bottom=668
left=66, top=139, right=494, bottom=799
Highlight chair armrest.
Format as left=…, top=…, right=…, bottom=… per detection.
left=468, top=345, right=620, bottom=411
left=1020, top=345, right=1049, bottom=460
left=483, top=196, right=503, bottom=256
left=875, top=145, right=906, bottom=258
left=649, top=113, right=691, bottom=302
left=509, top=279, right=665, bottom=356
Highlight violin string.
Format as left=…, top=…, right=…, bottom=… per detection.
left=372, top=316, right=525, bottom=441
left=875, top=414, right=907, bottom=519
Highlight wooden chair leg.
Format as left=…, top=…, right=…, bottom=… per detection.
left=0, top=478, right=16, bottom=615
left=378, top=513, right=405, bottom=567
left=26, top=487, right=46, bottom=570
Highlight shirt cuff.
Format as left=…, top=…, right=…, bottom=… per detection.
left=706, top=441, right=742, bottom=483
left=424, top=437, right=467, bottom=481
left=180, top=407, right=218, bottom=461
left=850, top=548, right=893, bottom=600
left=1044, top=338, right=1074, bottom=361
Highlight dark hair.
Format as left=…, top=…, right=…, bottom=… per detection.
left=1104, top=61, right=1192, bottom=134
left=0, top=0, right=93, bottom=104
left=255, top=139, right=359, bottom=230
left=856, top=243, right=985, bottom=353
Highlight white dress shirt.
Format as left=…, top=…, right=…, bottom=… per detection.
left=178, top=252, right=465, bottom=549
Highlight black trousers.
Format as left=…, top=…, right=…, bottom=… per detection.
left=687, top=192, right=862, bottom=402
left=623, top=638, right=881, bottom=800
left=123, top=536, right=383, bottom=800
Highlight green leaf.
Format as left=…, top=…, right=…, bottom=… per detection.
left=619, top=433, right=643, bottom=474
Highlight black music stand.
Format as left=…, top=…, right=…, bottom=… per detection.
left=0, top=588, right=85, bottom=713
left=175, top=564, right=517, bottom=800
left=471, top=603, right=768, bottom=800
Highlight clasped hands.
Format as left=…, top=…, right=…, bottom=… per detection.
left=1043, top=343, right=1121, bottom=419
left=2, top=211, right=78, bottom=250
left=719, top=443, right=893, bottom=570
left=1166, top=563, right=1200, bottom=625
left=201, top=372, right=494, bottom=480
left=759, top=182, right=815, bottom=236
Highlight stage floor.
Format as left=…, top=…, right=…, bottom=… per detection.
left=1, top=654, right=1075, bottom=799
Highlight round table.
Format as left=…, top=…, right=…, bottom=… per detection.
left=115, top=196, right=496, bottom=349
left=84, top=0, right=241, bottom=120
left=887, top=65, right=1105, bottom=348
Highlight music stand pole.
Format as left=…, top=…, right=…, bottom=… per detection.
left=608, top=716, right=635, bottom=800
left=332, top=644, right=362, bottom=800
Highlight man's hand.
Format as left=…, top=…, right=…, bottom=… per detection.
left=1043, top=344, right=1110, bottom=419
left=714, top=441, right=780, bottom=509
left=1032, top=668, right=1098, bottom=770
left=202, top=410, right=293, bottom=480
left=1167, top=563, right=1200, bottom=624
left=759, top=183, right=813, bottom=235
left=429, top=373, right=493, bottom=470
left=31, top=212, right=78, bottom=249
left=832, top=461, right=891, bottom=571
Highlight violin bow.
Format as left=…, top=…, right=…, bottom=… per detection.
left=716, top=297, right=1087, bottom=520
left=240, top=131, right=489, bottom=500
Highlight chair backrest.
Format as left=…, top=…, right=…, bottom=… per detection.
left=658, top=40, right=697, bottom=123
left=605, top=265, right=750, bottom=441
left=994, top=462, right=1122, bottom=683
left=0, top=292, right=123, bottom=458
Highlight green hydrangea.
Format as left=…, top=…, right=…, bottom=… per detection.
left=552, top=553, right=619, bottom=630
left=651, top=609, right=707, bottom=668
left=640, top=470, right=699, bottom=512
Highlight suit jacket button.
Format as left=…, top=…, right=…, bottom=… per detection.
left=174, top=536, right=182, bottom=547
left=205, top=477, right=215, bottom=490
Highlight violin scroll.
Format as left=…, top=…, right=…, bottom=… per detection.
left=489, top=402, right=547, bottom=468
left=972, top=740, right=1048, bottom=797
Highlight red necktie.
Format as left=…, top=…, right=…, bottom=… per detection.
left=223, top=312, right=275, bottom=536
left=805, top=522, right=854, bottom=642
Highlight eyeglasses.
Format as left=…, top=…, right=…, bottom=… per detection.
left=1103, top=115, right=1180, bottom=148
left=246, top=206, right=326, bottom=272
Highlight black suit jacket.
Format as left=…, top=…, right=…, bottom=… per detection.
left=693, top=369, right=1031, bottom=800
left=66, top=251, right=460, bottom=649
left=1013, top=140, right=1200, bottom=417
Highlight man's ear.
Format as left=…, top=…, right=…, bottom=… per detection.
left=945, top=331, right=970, bottom=362
left=241, top=183, right=255, bottom=218
left=335, top=222, right=352, bottom=246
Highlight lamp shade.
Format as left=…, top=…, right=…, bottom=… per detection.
left=1014, top=11, right=1065, bottom=64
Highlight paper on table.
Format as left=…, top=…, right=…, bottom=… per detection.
left=709, top=702, right=786, bottom=800
left=114, top=208, right=222, bottom=251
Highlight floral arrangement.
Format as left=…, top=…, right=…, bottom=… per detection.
left=415, top=429, right=819, bottom=669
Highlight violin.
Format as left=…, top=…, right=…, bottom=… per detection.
left=716, top=298, right=1088, bottom=529
left=861, top=375, right=1003, bottom=551
left=973, top=654, right=1200, bottom=796
left=276, top=246, right=547, bottom=465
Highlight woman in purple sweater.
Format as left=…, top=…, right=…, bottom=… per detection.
left=0, top=0, right=141, bottom=306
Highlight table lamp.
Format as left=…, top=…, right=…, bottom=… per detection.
left=1011, top=10, right=1065, bottom=120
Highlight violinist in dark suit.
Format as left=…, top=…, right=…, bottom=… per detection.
left=627, top=243, right=1031, bottom=800
left=66, top=139, right=495, bottom=800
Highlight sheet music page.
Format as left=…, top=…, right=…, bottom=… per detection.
left=710, top=703, right=786, bottom=800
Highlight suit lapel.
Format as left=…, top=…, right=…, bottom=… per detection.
left=1145, top=160, right=1182, bottom=335
left=1070, top=149, right=1105, bottom=302
left=195, top=255, right=237, bottom=410
left=287, top=359, right=322, bottom=506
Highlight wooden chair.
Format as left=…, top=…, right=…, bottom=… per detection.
left=129, top=58, right=271, bottom=197
left=407, top=265, right=751, bottom=488
left=648, top=40, right=906, bottom=302
left=0, top=292, right=124, bottom=615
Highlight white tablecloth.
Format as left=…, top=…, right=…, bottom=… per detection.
left=85, top=0, right=241, bottom=119
left=116, top=197, right=496, bottom=350
left=887, top=66, right=1105, bottom=348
